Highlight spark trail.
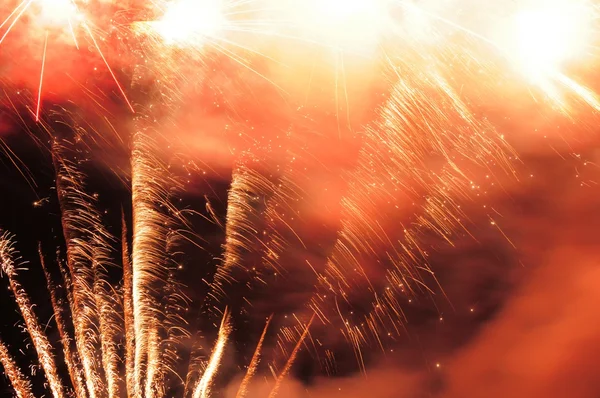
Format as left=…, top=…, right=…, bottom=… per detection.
left=54, top=142, right=106, bottom=398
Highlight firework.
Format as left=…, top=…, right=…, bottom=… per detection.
left=1, top=0, right=600, bottom=397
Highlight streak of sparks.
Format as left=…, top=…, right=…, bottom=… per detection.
left=54, top=143, right=106, bottom=398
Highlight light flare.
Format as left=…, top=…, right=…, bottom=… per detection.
left=33, top=0, right=82, bottom=29
left=509, top=1, right=591, bottom=79
left=494, top=0, right=599, bottom=107
left=275, top=0, right=390, bottom=50
left=151, top=0, right=226, bottom=46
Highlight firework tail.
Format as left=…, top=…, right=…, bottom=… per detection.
left=145, top=319, right=163, bottom=398
left=186, top=160, right=269, bottom=395
left=0, top=336, right=34, bottom=398
left=0, top=232, right=66, bottom=398
left=39, top=246, right=88, bottom=398
left=87, top=193, right=123, bottom=398
left=122, top=210, right=136, bottom=398
left=53, top=142, right=106, bottom=398
left=268, top=315, right=315, bottom=398
left=235, top=315, right=273, bottom=398
left=158, top=252, right=192, bottom=396
left=210, top=159, right=271, bottom=302
left=191, top=309, right=232, bottom=398
left=92, top=244, right=122, bottom=398
left=131, top=130, right=173, bottom=396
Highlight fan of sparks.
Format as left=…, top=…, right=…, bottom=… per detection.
left=0, top=0, right=599, bottom=397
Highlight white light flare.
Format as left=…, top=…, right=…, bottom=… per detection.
left=275, top=0, right=391, bottom=52
left=499, top=0, right=594, bottom=84
left=152, top=0, right=226, bottom=46
left=33, top=0, right=82, bottom=29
